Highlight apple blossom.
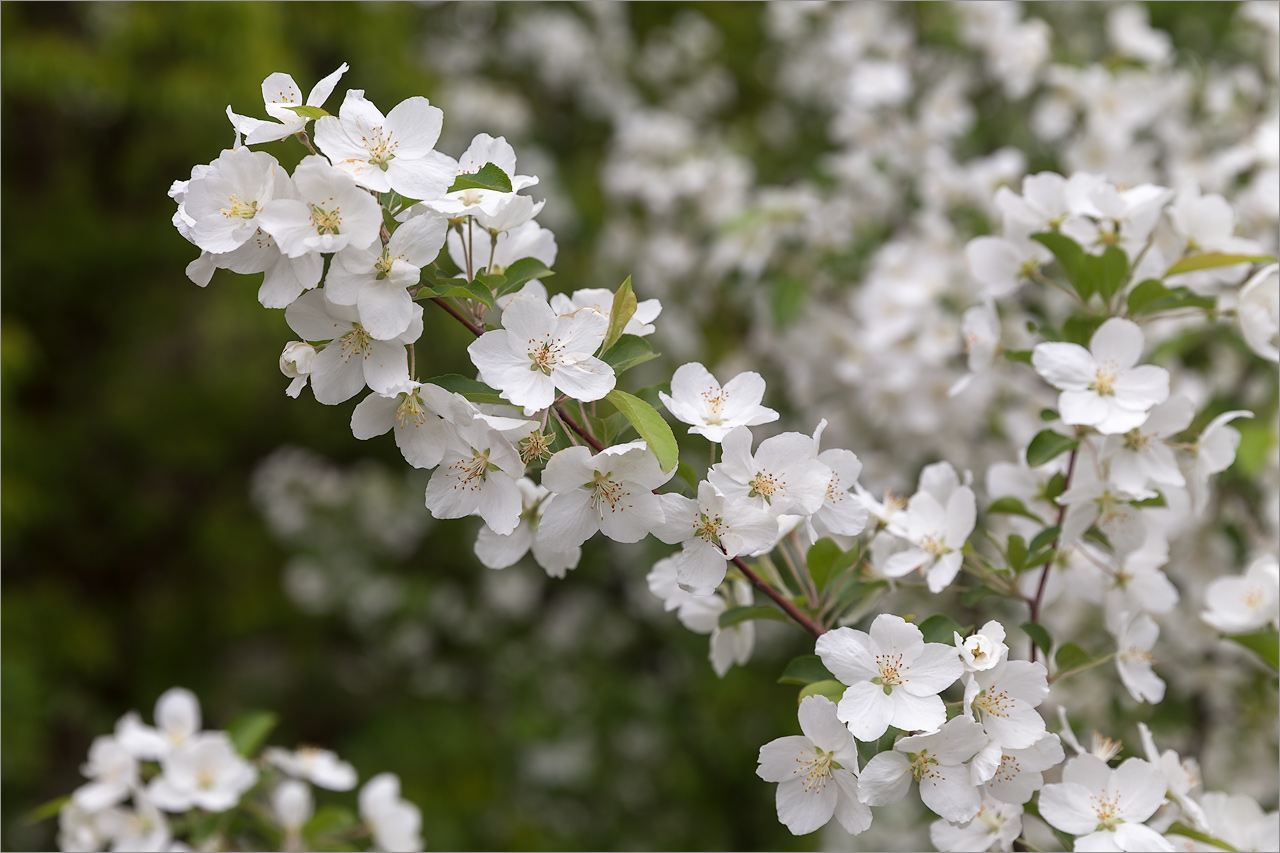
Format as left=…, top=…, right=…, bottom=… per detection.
left=708, top=426, right=828, bottom=518
left=538, top=441, right=673, bottom=548
left=423, top=416, right=527, bottom=535
left=350, top=381, right=455, bottom=470
left=147, top=732, right=258, bottom=813
left=857, top=715, right=988, bottom=823
left=1201, top=555, right=1280, bottom=634
left=359, top=773, right=423, bottom=853
left=279, top=341, right=316, bottom=399
left=550, top=288, right=662, bottom=338
left=980, top=733, right=1065, bottom=805
left=255, top=155, right=383, bottom=259
left=658, top=362, right=778, bottom=443
left=72, top=737, right=138, bottom=812
left=1038, top=754, right=1174, bottom=852
left=881, top=482, right=977, bottom=593
left=181, top=147, right=281, bottom=255
left=264, top=746, right=358, bottom=791
left=227, top=63, right=349, bottom=145
left=653, top=481, right=777, bottom=596
left=474, top=478, right=581, bottom=578
left=955, top=621, right=1008, bottom=673
left=929, top=796, right=1022, bottom=853
left=1238, top=263, right=1279, bottom=362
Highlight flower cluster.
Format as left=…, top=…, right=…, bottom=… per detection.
left=57, top=687, right=422, bottom=853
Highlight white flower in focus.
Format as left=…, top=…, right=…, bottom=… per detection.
left=467, top=294, right=615, bottom=415
left=325, top=212, right=448, bottom=341
left=314, top=90, right=457, bottom=201
left=359, top=773, right=423, bottom=853
left=653, top=481, right=778, bottom=596
left=857, top=716, right=988, bottom=823
left=1033, top=318, right=1170, bottom=435
left=657, top=574, right=757, bottom=677
left=815, top=613, right=964, bottom=741
left=115, top=687, right=203, bottom=761
left=256, top=156, right=383, bottom=259
left=538, top=441, right=673, bottom=549
left=1100, top=395, right=1195, bottom=499
left=708, top=426, right=829, bottom=518
left=658, top=362, right=779, bottom=443
left=1038, top=754, right=1174, bottom=851
left=929, top=796, right=1023, bottom=853
left=419, top=132, right=539, bottom=221
left=227, top=63, right=349, bottom=145
left=980, top=733, right=1066, bottom=805
left=423, top=417, right=526, bottom=535
left=447, top=219, right=557, bottom=279
left=279, top=341, right=316, bottom=399
left=72, top=736, right=138, bottom=812
left=962, top=659, right=1050, bottom=750
left=755, top=695, right=871, bottom=837
left=881, top=483, right=977, bottom=593
left=1238, top=264, right=1279, bottom=363
left=1108, top=610, right=1166, bottom=704
left=805, top=420, right=869, bottom=541
left=147, top=732, right=258, bottom=813
left=271, top=780, right=313, bottom=850
left=284, top=289, right=418, bottom=405
left=350, top=381, right=454, bottom=471
left=265, top=746, right=358, bottom=791
left=955, top=620, right=1008, bottom=673
left=181, top=147, right=281, bottom=255
left=474, top=478, right=581, bottom=578
left=550, top=288, right=663, bottom=338
left=1202, top=555, right=1280, bottom=634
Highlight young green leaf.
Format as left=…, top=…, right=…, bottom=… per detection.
left=448, top=162, right=513, bottom=194
left=227, top=710, right=278, bottom=758
left=1226, top=630, right=1279, bottom=671
left=1032, top=232, right=1094, bottom=300
left=495, top=257, right=555, bottom=297
left=919, top=614, right=968, bottom=646
left=798, top=680, right=847, bottom=705
left=987, top=496, right=1044, bottom=523
left=601, top=334, right=658, bottom=375
left=1054, top=642, right=1093, bottom=673
left=1006, top=534, right=1028, bottom=572
left=601, top=275, right=637, bottom=354
left=777, top=655, right=836, bottom=686
left=1021, top=622, right=1053, bottom=658
left=1165, top=252, right=1276, bottom=276
left=718, top=605, right=790, bottom=629
left=606, top=389, right=678, bottom=472
left=1026, top=430, right=1079, bottom=467
left=806, top=538, right=842, bottom=591
left=283, top=105, right=330, bottom=119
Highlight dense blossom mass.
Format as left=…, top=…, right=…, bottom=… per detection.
left=53, top=3, right=1280, bottom=850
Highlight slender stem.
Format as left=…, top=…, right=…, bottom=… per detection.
left=732, top=556, right=823, bottom=638
left=409, top=343, right=416, bottom=380
left=293, top=130, right=319, bottom=156
left=466, top=218, right=475, bottom=281
left=554, top=406, right=604, bottom=452
left=430, top=296, right=484, bottom=336
left=1027, top=446, right=1079, bottom=662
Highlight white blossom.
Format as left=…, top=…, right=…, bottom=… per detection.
left=147, top=732, right=258, bottom=813
left=227, top=63, right=349, bottom=145
left=857, top=715, right=988, bottom=823
left=658, top=362, right=778, bottom=443
left=538, top=441, right=672, bottom=548
left=1201, top=555, right=1280, bottom=634
left=359, top=773, right=423, bottom=853
left=1038, top=754, right=1173, bottom=852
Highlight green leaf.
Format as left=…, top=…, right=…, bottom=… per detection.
left=426, top=374, right=505, bottom=405
left=777, top=655, right=836, bottom=686
left=675, top=461, right=700, bottom=493
left=987, top=496, right=1044, bottom=523
left=832, top=578, right=886, bottom=616
left=1054, top=642, right=1093, bottom=672
left=305, top=805, right=360, bottom=839
left=961, top=584, right=997, bottom=608
left=1029, top=526, right=1061, bottom=553
left=601, top=276, right=637, bottom=354
left=1024, top=550, right=1055, bottom=570
left=1006, top=534, right=1027, bottom=572
left=1166, top=252, right=1276, bottom=276
left=283, top=104, right=329, bottom=119
left=448, top=162, right=513, bottom=194
left=1039, top=408, right=1059, bottom=422
left=806, top=538, right=842, bottom=591
left=23, top=795, right=70, bottom=825
left=606, top=389, right=678, bottom=472
left=798, top=679, right=847, bottom=705
left=1226, top=630, right=1280, bottom=670
left=1021, top=622, right=1053, bottom=658
left=1130, top=492, right=1167, bottom=508
left=601, top=334, right=658, bottom=375
left=1026, top=430, right=1079, bottom=467
left=919, top=614, right=967, bottom=646
left=1003, top=349, right=1033, bottom=365
left=227, top=710, right=278, bottom=757
left=1033, top=232, right=1094, bottom=300
left=1061, top=315, right=1104, bottom=347
left=771, top=274, right=808, bottom=327
left=495, top=257, right=554, bottom=297
left=1043, top=471, right=1067, bottom=501
left=1095, top=244, right=1130, bottom=302
left=1126, top=278, right=1216, bottom=316
left=718, top=605, right=790, bottom=629
left=1165, top=821, right=1242, bottom=852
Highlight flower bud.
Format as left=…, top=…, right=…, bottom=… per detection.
left=280, top=341, right=317, bottom=379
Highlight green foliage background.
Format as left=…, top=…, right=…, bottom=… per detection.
left=0, top=3, right=1265, bottom=851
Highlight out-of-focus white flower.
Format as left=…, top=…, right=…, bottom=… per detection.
left=1202, top=555, right=1280, bottom=634
left=147, top=732, right=258, bottom=813
left=265, top=746, right=358, bottom=791
left=929, top=796, right=1023, bottom=853
left=116, top=687, right=203, bottom=762
left=270, top=779, right=313, bottom=851
left=1238, top=263, right=1279, bottom=362
left=359, top=773, right=423, bottom=853
left=1038, top=754, right=1173, bottom=852
left=1108, top=610, right=1166, bottom=704
left=1189, top=409, right=1254, bottom=512
left=1101, top=395, right=1195, bottom=499
left=1107, top=4, right=1172, bottom=64
left=1197, top=792, right=1280, bottom=853
left=755, top=695, right=871, bottom=836
left=658, top=362, right=779, bottom=443
left=73, top=736, right=138, bottom=812
left=1033, top=318, right=1170, bottom=435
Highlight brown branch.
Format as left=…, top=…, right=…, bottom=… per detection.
left=430, top=296, right=485, bottom=337
left=733, top=556, right=824, bottom=638
left=1027, top=446, right=1079, bottom=662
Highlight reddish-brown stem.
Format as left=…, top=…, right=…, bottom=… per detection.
left=1027, top=446, right=1079, bottom=662
left=430, top=296, right=485, bottom=336
left=733, top=556, right=824, bottom=638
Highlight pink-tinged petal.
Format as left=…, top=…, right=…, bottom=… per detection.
left=386, top=97, right=443, bottom=156
left=797, top=696, right=852, bottom=755
left=1033, top=342, right=1096, bottom=390
left=1060, top=389, right=1109, bottom=426
left=837, top=681, right=896, bottom=741
left=919, top=766, right=982, bottom=823
left=830, top=771, right=872, bottom=834
left=1113, top=365, right=1170, bottom=410
left=310, top=344, right=367, bottom=405
left=869, top=613, right=925, bottom=660
left=1039, top=782, right=1103, bottom=835
left=1112, top=822, right=1174, bottom=852
left=358, top=278, right=416, bottom=341
left=537, top=486, right=598, bottom=548
left=756, top=736, right=814, bottom=783
left=387, top=151, right=458, bottom=203
left=775, top=776, right=837, bottom=835
left=363, top=340, right=411, bottom=395
left=815, top=627, right=879, bottom=683
left=1090, top=318, right=1146, bottom=369
left=856, top=752, right=912, bottom=806
left=888, top=689, right=947, bottom=734
left=1111, top=758, right=1168, bottom=823
left=552, top=357, right=616, bottom=402
left=901, top=643, right=963, bottom=696
left=351, top=393, right=397, bottom=439
left=598, top=490, right=664, bottom=544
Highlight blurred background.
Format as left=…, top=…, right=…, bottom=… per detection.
left=3, top=2, right=1276, bottom=851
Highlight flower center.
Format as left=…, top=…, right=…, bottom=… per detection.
left=871, top=653, right=905, bottom=693
left=1244, top=586, right=1265, bottom=609
left=310, top=203, right=343, bottom=235
left=796, top=748, right=835, bottom=794
left=1089, top=360, right=1120, bottom=396
left=919, top=533, right=951, bottom=557
left=448, top=449, right=494, bottom=490
left=338, top=325, right=371, bottom=361
left=518, top=431, right=553, bottom=465
left=701, top=390, right=728, bottom=424
left=1092, top=792, right=1124, bottom=830
left=693, top=511, right=726, bottom=550
left=906, top=750, right=940, bottom=781
left=527, top=339, right=560, bottom=375
left=590, top=472, right=631, bottom=517
left=458, top=188, right=486, bottom=207
left=362, top=127, right=398, bottom=169
left=222, top=194, right=259, bottom=220
left=395, top=391, right=429, bottom=428
left=973, top=686, right=1011, bottom=719
left=747, top=470, right=783, bottom=502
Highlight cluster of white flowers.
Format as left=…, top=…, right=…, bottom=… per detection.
left=58, top=687, right=422, bottom=853
left=160, top=48, right=1279, bottom=853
